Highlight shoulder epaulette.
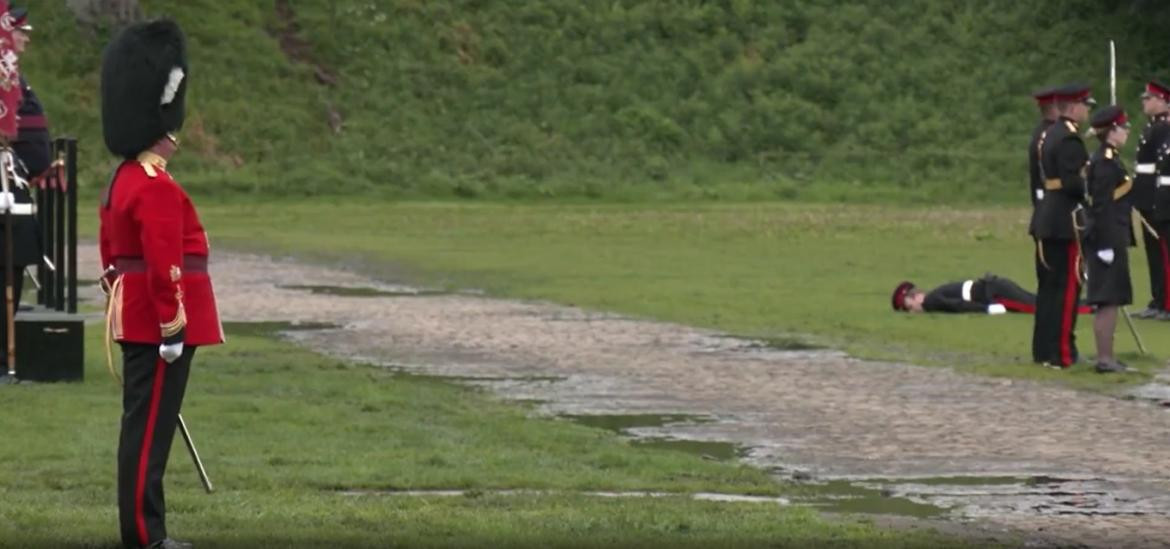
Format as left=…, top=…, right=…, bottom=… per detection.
left=135, top=151, right=168, bottom=178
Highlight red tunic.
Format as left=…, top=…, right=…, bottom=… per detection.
left=99, top=155, right=223, bottom=346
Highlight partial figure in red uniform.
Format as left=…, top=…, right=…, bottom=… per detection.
left=99, top=19, right=222, bottom=549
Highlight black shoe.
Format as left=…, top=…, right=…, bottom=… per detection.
left=147, top=539, right=193, bottom=549
left=1094, top=360, right=1129, bottom=374
left=1134, top=307, right=1161, bottom=319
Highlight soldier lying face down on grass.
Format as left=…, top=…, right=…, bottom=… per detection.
left=892, top=273, right=1092, bottom=315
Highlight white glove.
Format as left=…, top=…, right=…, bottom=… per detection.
left=159, top=342, right=184, bottom=364
left=987, top=304, right=1007, bottom=315
left=1097, top=249, right=1115, bottom=265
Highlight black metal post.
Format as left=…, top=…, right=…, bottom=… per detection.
left=53, top=155, right=64, bottom=311
left=66, top=139, right=77, bottom=314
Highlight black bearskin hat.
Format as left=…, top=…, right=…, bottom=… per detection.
left=100, top=19, right=188, bottom=158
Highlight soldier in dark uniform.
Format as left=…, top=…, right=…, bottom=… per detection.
left=9, top=6, right=51, bottom=179
left=0, top=5, right=42, bottom=379
left=1085, top=105, right=1135, bottom=373
left=1146, top=84, right=1170, bottom=320
left=1032, top=83, right=1095, bottom=368
left=100, top=19, right=223, bottom=549
left=1028, top=86, right=1061, bottom=287
left=1029, top=86, right=1060, bottom=218
left=891, top=274, right=1091, bottom=314
left=1131, top=80, right=1170, bottom=319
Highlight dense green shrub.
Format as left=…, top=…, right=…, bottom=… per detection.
left=22, top=1, right=1170, bottom=202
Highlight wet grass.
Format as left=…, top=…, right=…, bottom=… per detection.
left=0, top=323, right=977, bottom=547
left=787, top=480, right=947, bottom=519
left=277, top=284, right=452, bottom=298
left=172, top=200, right=1170, bottom=394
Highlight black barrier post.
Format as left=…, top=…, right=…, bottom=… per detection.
left=35, top=176, right=45, bottom=306
left=43, top=168, right=56, bottom=310
left=53, top=153, right=65, bottom=311
left=66, top=139, right=77, bottom=314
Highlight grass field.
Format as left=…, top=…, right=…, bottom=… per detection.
left=161, top=199, right=1170, bottom=393
left=0, top=324, right=974, bottom=548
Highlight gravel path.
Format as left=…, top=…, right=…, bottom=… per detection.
left=80, top=246, right=1170, bottom=548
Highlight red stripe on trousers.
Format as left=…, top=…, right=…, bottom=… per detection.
left=993, top=297, right=1035, bottom=314
left=135, top=358, right=168, bottom=546
left=1161, top=237, right=1170, bottom=311
left=1060, top=242, right=1078, bottom=367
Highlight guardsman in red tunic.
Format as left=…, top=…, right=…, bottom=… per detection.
left=99, top=19, right=222, bottom=549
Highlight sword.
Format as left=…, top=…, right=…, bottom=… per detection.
left=1120, top=306, right=1148, bottom=356
left=1109, top=40, right=1116, bottom=105
left=178, top=414, right=214, bottom=493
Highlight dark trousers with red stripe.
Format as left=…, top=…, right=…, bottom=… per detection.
left=1033, top=239, right=1081, bottom=366
left=118, top=343, right=195, bottom=549
left=1154, top=218, right=1170, bottom=312
left=1138, top=208, right=1168, bottom=311
left=985, top=275, right=1037, bottom=313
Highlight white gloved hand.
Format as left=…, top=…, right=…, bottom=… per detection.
left=987, top=304, right=1008, bottom=315
left=1097, top=249, right=1115, bottom=265
left=159, top=342, right=184, bottom=364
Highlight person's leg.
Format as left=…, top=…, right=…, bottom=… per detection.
left=118, top=345, right=195, bottom=548
left=1136, top=208, right=1164, bottom=316
left=987, top=275, right=1037, bottom=313
left=1034, top=240, right=1068, bottom=364
left=1093, top=306, right=1118, bottom=364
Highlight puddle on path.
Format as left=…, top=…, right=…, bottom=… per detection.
left=278, top=284, right=450, bottom=298
left=787, top=479, right=945, bottom=518
left=323, top=363, right=1170, bottom=523
left=222, top=320, right=341, bottom=338
left=558, top=413, right=746, bottom=462
left=386, top=368, right=565, bottom=386
left=1126, top=371, right=1170, bottom=407
left=794, top=475, right=1170, bottom=520
left=337, top=488, right=790, bottom=505
left=633, top=438, right=746, bottom=461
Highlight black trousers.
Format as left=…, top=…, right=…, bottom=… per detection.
left=983, top=274, right=1038, bottom=312
left=1154, top=217, right=1170, bottom=312
left=1138, top=208, right=1168, bottom=311
left=118, top=343, right=195, bottom=549
left=1033, top=239, right=1081, bottom=366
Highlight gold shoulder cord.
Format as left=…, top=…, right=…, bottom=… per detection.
left=103, top=276, right=125, bottom=385
left=136, top=151, right=168, bottom=178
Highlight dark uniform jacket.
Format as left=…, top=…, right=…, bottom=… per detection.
left=1086, top=144, right=1135, bottom=250
left=0, top=76, right=48, bottom=267
left=1034, top=117, right=1089, bottom=240
left=1154, top=116, right=1170, bottom=222
left=1028, top=117, right=1055, bottom=235
left=13, top=76, right=50, bottom=178
left=1133, top=113, right=1168, bottom=214
left=922, top=279, right=992, bottom=313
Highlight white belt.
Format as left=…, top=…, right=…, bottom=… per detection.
left=1136, top=163, right=1156, bottom=174
left=0, top=193, right=34, bottom=215
left=961, top=279, right=974, bottom=302
left=1159, top=176, right=1170, bottom=187
left=1035, top=189, right=1044, bottom=201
